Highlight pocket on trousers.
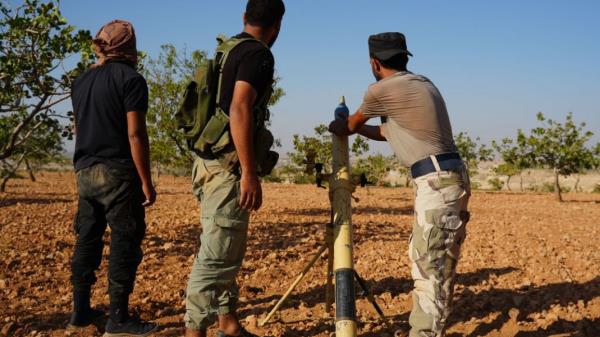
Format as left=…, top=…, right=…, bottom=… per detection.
left=439, top=184, right=467, bottom=204
left=200, top=217, right=247, bottom=264
left=425, top=208, right=469, bottom=260
left=426, top=174, right=467, bottom=204
left=425, top=208, right=465, bottom=231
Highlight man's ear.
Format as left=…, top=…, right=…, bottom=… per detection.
left=243, top=12, right=248, bottom=25
left=371, top=58, right=381, bottom=71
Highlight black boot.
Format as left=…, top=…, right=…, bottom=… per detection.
left=67, top=290, right=104, bottom=329
left=104, top=317, right=158, bottom=337
left=104, top=298, right=156, bottom=337
left=67, top=308, right=104, bottom=329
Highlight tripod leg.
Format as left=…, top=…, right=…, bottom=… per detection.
left=259, top=244, right=328, bottom=327
left=325, top=223, right=334, bottom=314
left=354, top=270, right=386, bottom=320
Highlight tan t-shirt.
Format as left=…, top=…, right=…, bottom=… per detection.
left=360, top=71, right=456, bottom=167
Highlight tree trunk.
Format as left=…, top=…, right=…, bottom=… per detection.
left=519, top=172, right=524, bottom=192
left=156, top=163, right=161, bottom=186
left=25, top=159, right=36, bottom=182
left=506, top=175, right=512, bottom=191
left=554, top=170, right=563, bottom=202
left=0, top=154, right=25, bottom=192
left=573, top=175, right=581, bottom=192
left=0, top=175, right=9, bottom=192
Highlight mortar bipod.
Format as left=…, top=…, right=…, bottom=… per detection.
left=258, top=220, right=386, bottom=327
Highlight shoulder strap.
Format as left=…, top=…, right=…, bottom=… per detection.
left=214, top=35, right=269, bottom=107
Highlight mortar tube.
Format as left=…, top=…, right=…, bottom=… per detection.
left=331, top=96, right=357, bottom=337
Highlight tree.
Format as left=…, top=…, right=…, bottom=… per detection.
left=594, top=143, right=600, bottom=168
left=529, top=112, right=595, bottom=202
left=454, top=131, right=493, bottom=176
left=142, top=45, right=204, bottom=177
left=0, top=0, right=93, bottom=165
left=289, top=124, right=369, bottom=174
left=143, top=44, right=285, bottom=178
left=290, top=124, right=332, bottom=171
left=491, top=130, right=535, bottom=191
left=0, top=115, right=63, bottom=191
left=353, top=154, right=400, bottom=186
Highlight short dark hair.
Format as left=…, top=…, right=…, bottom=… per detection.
left=246, top=0, right=285, bottom=28
left=372, top=53, right=409, bottom=71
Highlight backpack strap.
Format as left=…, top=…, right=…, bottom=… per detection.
left=214, top=36, right=269, bottom=108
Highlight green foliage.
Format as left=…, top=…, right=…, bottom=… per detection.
left=290, top=124, right=332, bottom=170
left=0, top=0, right=93, bottom=163
left=289, top=124, right=368, bottom=171
left=487, top=177, right=504, bottom=191
left=0, top=110, right=64, bottom=191
left=530, top=112, right=595, bottom=176
left=492, top=130, right=535, bottom=173
left=529, top=182, right=571, bottom=193
left=593, top=184, right=600, bottom=194
left=454, top=131, right=493, bottom=175
left=354, top=154, right=399, bottom=186
left=351, top=134, right=370, bottom=157
left=529, top=112, right=595, bottom=201
left=492, top=130, right=536, bottom=191
left=493, top=163, right=519, bottom=179
left=593, top=142, right=600, bottom=169
left=142, top=44, right=205, bottom=172
left=142, top=44, right=285, bottom=174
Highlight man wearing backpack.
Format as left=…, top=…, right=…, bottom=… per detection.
left=184, top=1, right=285, bottom=337
left=328, top=33, right=471, bottom=337
left=69, top=20, right=157, bottom=336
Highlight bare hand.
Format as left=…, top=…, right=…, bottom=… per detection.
left=239, top=173, right=262, bottom=211
left=141, top=183, right=156, bottom=207
left=328, top=119, right=350, bottom=136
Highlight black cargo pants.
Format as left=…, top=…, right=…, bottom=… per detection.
left=70, top=163, right=146, bottom=303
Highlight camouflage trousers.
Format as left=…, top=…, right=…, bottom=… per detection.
left=185, top=158, right=250, bottom=331
left=408, top=165, right=470, bottom=337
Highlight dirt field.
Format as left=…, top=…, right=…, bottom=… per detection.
left=0, top=172, right=599, bottom=337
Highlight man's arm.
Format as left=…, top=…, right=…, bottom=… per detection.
left=329, top=109, right=386, bottom=141
left=127, top=110, right=156, bottom=206
left=357, top=124, right=386, bottom=141
left=229, top=80, right=262, bottom=211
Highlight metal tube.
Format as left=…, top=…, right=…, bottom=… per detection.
left=331, top=96, right=357, bottom=337
left=259, top=244, right=328, bottom=327
left=325, top=221, right=334, bottom=314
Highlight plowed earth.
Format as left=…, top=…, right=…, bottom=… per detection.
left=1, top=172, right=599, bottom=337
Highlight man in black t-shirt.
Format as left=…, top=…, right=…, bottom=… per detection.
left=69, top=20, right=157, bottom=336
left=184, top=1, right=284, bottom=337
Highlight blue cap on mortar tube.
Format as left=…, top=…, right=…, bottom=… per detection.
left=334, top=96, right=349, bottom=120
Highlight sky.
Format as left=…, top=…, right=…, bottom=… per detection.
left=14, top=0, right=600, bottom=154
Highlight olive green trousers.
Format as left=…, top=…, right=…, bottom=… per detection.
left=184, top=158, right=249, bottom=331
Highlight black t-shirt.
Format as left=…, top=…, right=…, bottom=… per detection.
left=72, top=61, right=148, bottom=171
left=218, top=32, right=275, bottom=114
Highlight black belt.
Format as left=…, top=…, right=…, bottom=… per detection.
left=410, top=152, right=463, bottom=179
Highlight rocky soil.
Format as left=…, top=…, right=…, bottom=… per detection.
left=0, top=172, right=599, bottom=337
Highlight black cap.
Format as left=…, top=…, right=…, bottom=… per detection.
left=368, top=32, right=413, bottom=60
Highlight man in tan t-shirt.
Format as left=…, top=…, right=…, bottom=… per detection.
left=329, top=32, right=471, bottom=337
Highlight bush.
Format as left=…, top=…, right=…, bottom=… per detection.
left=488, top=177, right=504, bottom=191
left=262, top=174, right=283, bottom=183
left=292, top=174, right=314, bottom=185
left=529, top=182, right=571, bottom=193
left=526, top=183, right=538, bottom=192
left=593, top=184, right=600, bottom=193
left=539, top=183, right=555, bottom=192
